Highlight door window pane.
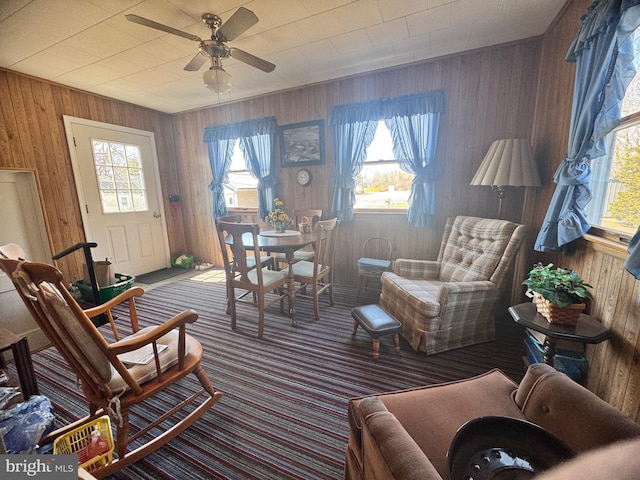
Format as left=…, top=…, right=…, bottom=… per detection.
left=91, top=140, right=148, bottom=213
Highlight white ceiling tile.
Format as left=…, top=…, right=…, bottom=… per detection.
left=293, top=10, right=349, bottom=44
left=298, top=0, right=353, bottom=16
left=406, top=4, right=451, bottom=36
left=0, top=0, right=31, bottom=21
left=392, top=32, right=431, bottom=58
left=377, top=0, right=429, bottom=21
left=330, top=1, right=385, bottom=33
left=366, top=17, right=409, bottom=47
left=0, top=0, right=569, bottom=113
left=84, top=0, right=140, bottom=15
left=0, top=0, right=111, bottom=64
left=330, top=29, right=373, bottom=55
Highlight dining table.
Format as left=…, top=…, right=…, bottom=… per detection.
left=230, top=229, right=317, bottom=326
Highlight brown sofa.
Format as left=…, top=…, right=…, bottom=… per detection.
left=345, top=363, right=640, bottom=480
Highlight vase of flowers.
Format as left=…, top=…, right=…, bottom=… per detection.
left=265, top=198, right=292, bottom=233
left=522, top=262, right=593, bottom=325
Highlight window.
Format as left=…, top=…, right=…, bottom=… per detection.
left=91, top=140, right=147, bottom=213
left=355, top=122, right=413, bottom=209
left=587, top=68, right=640, bottom=237
left=226, top=140, right=258, bottom=208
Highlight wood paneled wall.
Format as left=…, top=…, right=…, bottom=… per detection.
left=172, top=40, right=542, bottom=287
left=528, top=0, right=640, bottom=422
left=0, top=71, right=179, bottom=281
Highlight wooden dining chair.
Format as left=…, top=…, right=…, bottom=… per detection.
left=0, top=256, right=222, bottom=478
left=218, top=221, right=289, bottom=338
left=275, top=209, right=323, bottom=269
left=284, top=218, right=339, bottom=321
left=215, top=215, right=275, bottom=314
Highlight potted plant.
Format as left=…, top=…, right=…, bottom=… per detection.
left=522, top=262, right=593, bottom=325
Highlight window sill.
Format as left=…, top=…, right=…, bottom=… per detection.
left=582, top=233, right=628, bottom=260
left=353, top=209, right=407, bottom=214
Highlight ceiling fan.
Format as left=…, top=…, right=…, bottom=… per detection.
left=125, top=7, right=275, bottom=94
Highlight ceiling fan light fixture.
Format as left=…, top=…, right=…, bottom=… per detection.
left=203, top=64, right=232, bottom=94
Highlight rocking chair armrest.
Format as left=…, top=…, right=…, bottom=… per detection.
left=83, top=287, right=145, bottom=317
left=108, top=308, right=199, bottom=355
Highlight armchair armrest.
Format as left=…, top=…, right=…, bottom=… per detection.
left=514, top=363, right=640, bottom=453
left=437, top=280, right=495, bottom=298
left=392, top=259, right=441, bottom=279
left=360, top=397, right=442, bottom=480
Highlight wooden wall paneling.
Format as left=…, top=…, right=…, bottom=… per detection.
left=608, top=266, right=639, bottom=413
left=620, top=282, right=640, bottom=419
left=0, top=76, right=23, bottom=167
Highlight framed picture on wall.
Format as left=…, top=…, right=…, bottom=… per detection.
left=279, top=120, right=324, bottom=167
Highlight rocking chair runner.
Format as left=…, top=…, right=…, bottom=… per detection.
left=0, top=256, right=222, bottom=478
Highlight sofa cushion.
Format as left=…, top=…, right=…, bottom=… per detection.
left=349, top=369, right=523, bottom=477
left=380, top=273, right=442, bottom=318
left=439, top=217, right=517, bottom=283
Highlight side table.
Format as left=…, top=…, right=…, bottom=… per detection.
left=0, top=328, right=39, bottom=400
left=508, top=302, right=612, bottom=366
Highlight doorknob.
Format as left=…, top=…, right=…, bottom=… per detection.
left=153, top=212, right=161, bottom=218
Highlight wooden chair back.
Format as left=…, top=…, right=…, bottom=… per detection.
left=361, top=236, right=393, bottom=262
left=312, top=218, right=339, bottom=278
left=219, top=221, right=264, bottom=286
left=294, top=209, right=322, bottom=232
left=216, top=221, right=288, bottom=338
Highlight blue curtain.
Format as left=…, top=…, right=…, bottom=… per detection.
left=328, top=101, right=380, bottom=223
left=535, top=0, right=640, bottom=251
left=238, top=118, right=277, bottom=220
left=328, top=91, right=444, bottom=224
left=383, top=92, right=444, bottom=228
left=204, top=117, right=277, bottom=219
left=204, top=138, right=234, bottom=218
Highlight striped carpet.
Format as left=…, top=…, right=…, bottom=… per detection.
left=31, top=270, right=526, bottom=479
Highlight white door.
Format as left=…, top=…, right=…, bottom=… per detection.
left=0, top=169, right=52, bottom=352
left=64, top=116, right=169, bottom=276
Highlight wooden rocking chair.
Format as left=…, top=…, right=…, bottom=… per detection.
left=0, top=256, right=222, bottom=478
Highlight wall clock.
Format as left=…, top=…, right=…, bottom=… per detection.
left=296, top=168, right=311, bottom=186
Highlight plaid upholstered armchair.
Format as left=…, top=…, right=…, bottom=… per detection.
left=379, top=216, right=526, bottom=355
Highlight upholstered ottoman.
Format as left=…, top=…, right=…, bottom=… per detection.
left=351, top=304, right=401, bottom=359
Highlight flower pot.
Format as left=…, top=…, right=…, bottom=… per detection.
left=274, top=221, right=287, bottom=233
left=533, top=293, right=585, bottom=325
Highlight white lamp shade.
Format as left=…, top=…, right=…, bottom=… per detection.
left=470, top=139, right=542, bottom=187
left=203, top=66, right=232, bottom=94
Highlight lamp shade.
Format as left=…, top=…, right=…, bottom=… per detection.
left=470, top=139, right=542, bottom=188
left=203, top=65, right=232, bottom=94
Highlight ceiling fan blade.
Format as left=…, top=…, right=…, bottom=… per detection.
left=230, top=48, right=275, bottom=73
left=217, top=7, right=259, bottom=42
left=184, top=52, right=207, bottom=71
left=125, top=14, right=202, bottom=42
